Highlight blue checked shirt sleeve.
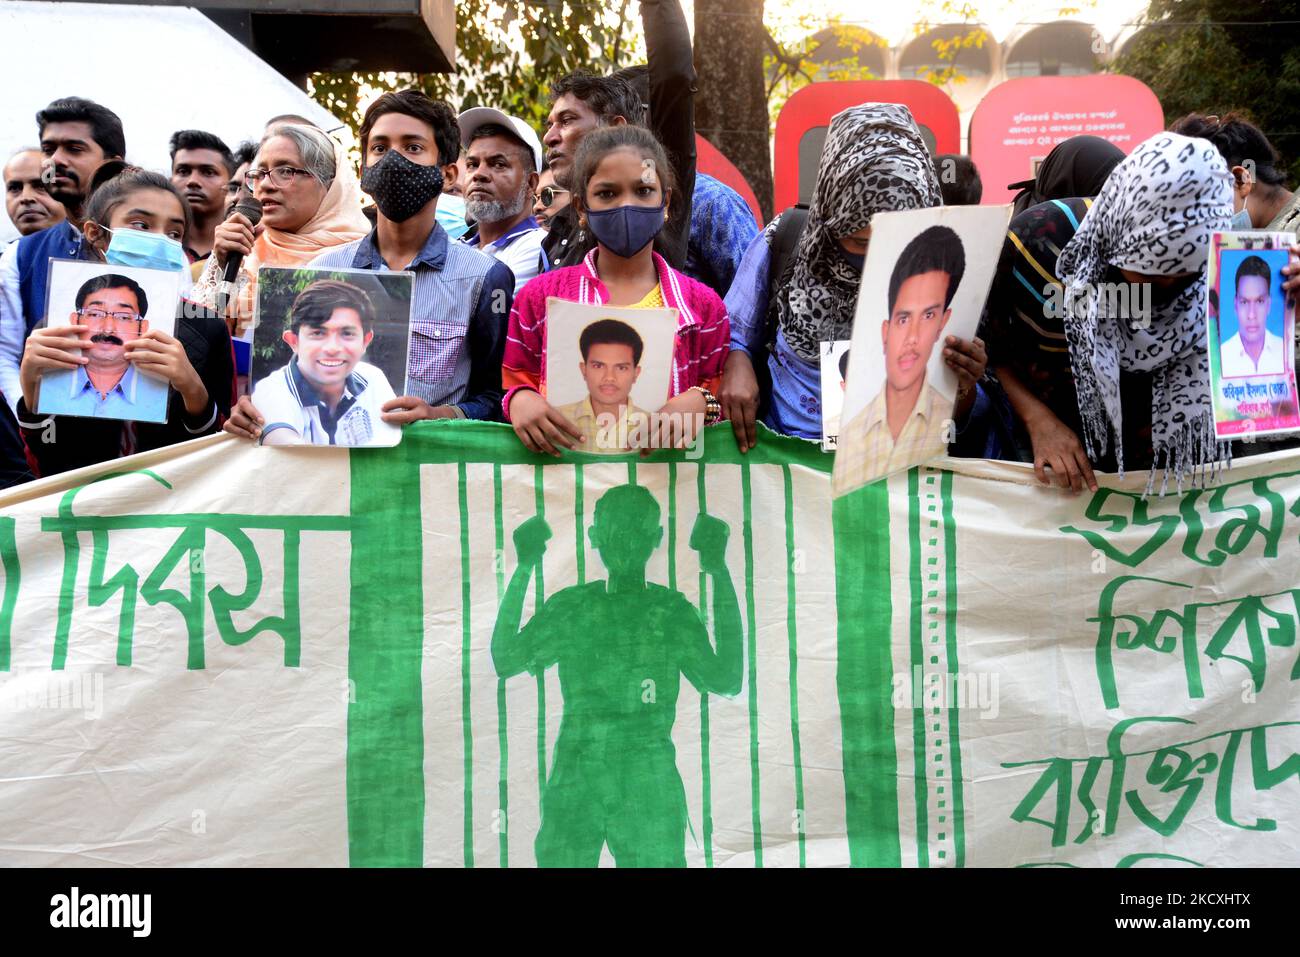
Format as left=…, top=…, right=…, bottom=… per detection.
left=691, top=178, right=760, bottom=296
left=722, top=221, right=776, bottom=358
left=457, top=259, right=514, bottom=421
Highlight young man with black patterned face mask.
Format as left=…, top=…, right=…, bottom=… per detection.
left=224, top=90, right=516, bottom=442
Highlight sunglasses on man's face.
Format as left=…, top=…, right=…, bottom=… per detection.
left=537, top=185, right=569, bottom=208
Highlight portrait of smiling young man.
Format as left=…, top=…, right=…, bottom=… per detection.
left=251, top=278, right=401, bottom=448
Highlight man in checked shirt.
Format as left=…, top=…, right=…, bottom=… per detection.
left=225, top=91, right=515, bottom=441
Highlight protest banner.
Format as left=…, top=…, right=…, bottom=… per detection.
left=0, top=424, right=1296, bottom=866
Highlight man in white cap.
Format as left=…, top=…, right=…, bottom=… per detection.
left=457, top=107, right=547, bottom=293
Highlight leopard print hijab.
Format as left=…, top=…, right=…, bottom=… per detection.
left=780, top=103, right=941, bottom=363
left=1057, top=132, right=1233, bottom=494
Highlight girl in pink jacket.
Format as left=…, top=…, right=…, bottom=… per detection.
left=502, top=125, right=729, bottom=455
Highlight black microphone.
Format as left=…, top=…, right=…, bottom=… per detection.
left=222, top=195, right=263, bottom=285
left=219, top=195, right=262, bottom=321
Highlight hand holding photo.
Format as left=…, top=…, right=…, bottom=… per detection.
left=250, top=267, right=413, bottom=448
left=1206, top=233, right=1299, bottom=439
left=832, top=205, right=1010, bottom=497
left=553, top=318, right=655, bottom=452
left=36, top=260, right=183, bottom=424
left=545, top=298, right=677, bottom=454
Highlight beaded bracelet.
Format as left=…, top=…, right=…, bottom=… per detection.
left=688, top=385, right=722, bottom=425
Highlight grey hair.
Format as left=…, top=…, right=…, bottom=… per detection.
left=262, top=123, right=337, bottom=189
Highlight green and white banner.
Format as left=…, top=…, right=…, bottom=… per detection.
left=0, top=424, right=1296, bottom=867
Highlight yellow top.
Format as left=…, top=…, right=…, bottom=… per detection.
left=628, top=284, right=664, bottom=309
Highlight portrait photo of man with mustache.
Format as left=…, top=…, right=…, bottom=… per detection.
left=36, top=269, right=174, bottom=423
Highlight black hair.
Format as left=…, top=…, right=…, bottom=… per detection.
left=580, top=318, right=644, bottom=365
left=571, top=124, right=677, bottom=216
left=232, top=140, right=258, bottom=170
left=1236, top=254, right=1272, bottom=292
left=169, top=130, right=235, bottom=176
left=609, top=65, right=650, bottom=125
left=89, top=160, right=133, bottom=195
left=468, top=122, right=534, bottom=170
left=934, top=154, right=982, bottom=206
left=74, top=273, right=148, bottom=317
left=85, top=169, right=191, bottom=242
left=36, top=97, right=126, bottom=159
left=550, top=70, right=643, bottom=126
left=887, top=225, right=966, bottom=316
left=1169, top=113, right=1289, bottom=189
left=359, top=90, right=460, bottom=171
left=838, top=348, right=850, bottom=381
left=289, top=280, right=377, bottom=334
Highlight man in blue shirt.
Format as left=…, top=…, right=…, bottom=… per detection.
left=225, top=90, right=514, bottom=441
left=1, top=97, right=126, bottom=413
left=43, top=362, right=149, bottom=420
left=1, top=99, right=126, bottom=481
left=684, top=172, right=760, bottom=298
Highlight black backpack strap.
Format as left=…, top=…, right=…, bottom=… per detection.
left=761, top=204, right=810, bottom=353
left=752, top=204, right=810, bottom=420
left=768, top=204, right=810, bottom=297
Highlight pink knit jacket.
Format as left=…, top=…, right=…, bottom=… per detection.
left=501, top=248, right=730, bottom=420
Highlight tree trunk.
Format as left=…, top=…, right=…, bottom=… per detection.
left=694, top=0, right=774, bottom=221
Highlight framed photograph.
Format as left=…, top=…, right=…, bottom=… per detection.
left=250, top=266, right=413, bottom=448
left=832, top=204, right=1011, bottom=497
left=36, top=259, right=184, bottom=424
left=818, top=339, right=852, bottom=452
left=544, top=297, right=678, bottom=454
left=1206, top=232, right=1299, bottom=439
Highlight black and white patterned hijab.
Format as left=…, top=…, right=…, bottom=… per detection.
left=1056, top=132, right=1232, bottom=494
left=780, top=103, right=941, bottom=363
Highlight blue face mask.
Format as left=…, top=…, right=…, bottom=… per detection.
left=99, top=226, right=189, bottom=273
left=1231, top=205, right=1253, bottom=230
left=585, top=202, right=666, bottom=259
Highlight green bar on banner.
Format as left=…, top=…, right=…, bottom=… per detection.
left=348, top=443, right=426, bottom=867
left=833, top=477, right=900, bottom=867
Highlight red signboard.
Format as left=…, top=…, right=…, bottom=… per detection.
left=773, top=81, right=961, bottom=214
left=969, top=74, right=1165, bottom=204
